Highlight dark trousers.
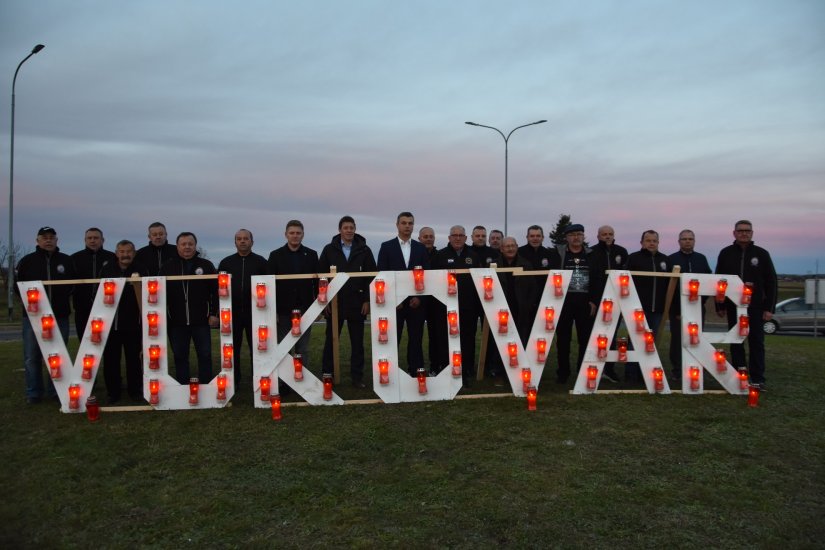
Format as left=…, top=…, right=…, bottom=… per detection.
left=231, top=316, right=254, bottom=385
left=397, top=299, right=425, bottom=376
left=103, top=328, right=143, bottom=400
left=556, top=294, right=594, bottom=379
left=322, top=314, right=366, bottom=381
left=727, top=304, right=766, bottom=384
left=23, top=315, right=69, bottom=400
left=423, top=296, right=448, bottom=371
left=169, top=325, right=213, bottom=384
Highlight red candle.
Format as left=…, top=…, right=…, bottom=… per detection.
left=714, top=349, right=727, bottom=373
left=271, top=394, right=282, bottom=420
left=89, top=317, right=103, bottom=344
left=189, top=378, right=199, bottom=405
left=258, top=325, right=269, bottom=351
left=317, top=277, right=328, bottom=304
left=498, top=309, right=509, bottom=334
left=644, top=330, right=655, bottom=353
left=597, top=334, right=608, bottom=359
left=293, top=354, right=304, bottom=381
left=508, top=341, right=519, bottom=367
left=738, top=367, right=749, bottom=391
left=256, top=282, right=267, bottom=309
left=379, top=358, right=390, bottom=385
left=222, top=344, right=233, bottom=369
left=741, top=282, right=753, bottom=306
left=378, top=317, right=389, bottom=343
left=483, top=276, right=494, bottom=301
left=82, top=354, right=95, bottom=380
left=323, top=374, right=333, bottom=400
left=544, top=307, right=555, bottom=331
left=446, top=271, right=457, bottom=296
left=148, top=345, right=161, bottom=370
left=149, top=378, right=160, bottom=405
left=688, top=279, right=700, bottom=302
left=653, top=367, right=664, bottom=392
left=586, top=365, right=598, bottom=391
left=688, top=323, right=700, bottom=346
left=147, top=311, right=159, bottom=337
left=447, top=310, right=459, bottom=336
left=536, top=338, right=547, bottom=363
left=715, top=278, right=728, bottom=304
left=220, top=308, right=232, bottom=334
left=68, top=384, right=81, bottom=410
left=413, top=266, right=425, bottom=293
left=451, top=352, right=462, bottom=377
left=291, top=309, right=302, bottom=336
left=619, top=273, right=630, bottom=297
left=617, top=337, right=628, bottom=362
left=216, top=374, right=227, bottom=401
left=689, top=366, right=700, bottom=391
left=259, top=376, right=271, bottom=402
left=747, top=385, right=760, bottom=408
left=147, top=278, right=159, bottom=304
left=552, top=272, right=563, bottom=297
left=374, top=279, right=386, bottom=305
left=634, top=309, right=646, bottom=333
left=103, top=280, right=116, bottom=305
left=738, top=315, right=749, bottom=337
left=417, top=368, right=427, bottom=395
left=526, top=386, right=537, bottom=411
left=218, top=272, right=230, bottom=297
left=48, top=353, right=61, bottom=379
left=521, top=368, right=532, bottom=393
left=86, top=396, right=100, bottom=422
left=602, top=299, right=613, bottom=323
left=26, top=287, right=40, bottom=313
left=41, top=314, right=54, bottom=340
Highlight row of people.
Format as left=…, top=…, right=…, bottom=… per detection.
left=16, top=216, right=775, bottom=403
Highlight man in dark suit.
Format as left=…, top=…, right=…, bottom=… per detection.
left=377, top=212, right=430, bottom=376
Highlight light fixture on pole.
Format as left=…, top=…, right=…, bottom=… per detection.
left=465, top=119, right=546, bottom=236
left=7, top=44, right=45, bottom=321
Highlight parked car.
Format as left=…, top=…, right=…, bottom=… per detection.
left=763, top=297, right=824, bottom=335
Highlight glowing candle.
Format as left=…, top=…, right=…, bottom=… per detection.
left=218, top=272, right=230, bottom=297
left=258, top=325, right=269, bottom=351
left=259, top=376, right=271, bottom=402
left=256, top=282, right=267, bottom=309
left=317, top=277, right=328, bottom=304
left=26, top=287, right=40, bottom=313
left=147, top=279, right=159, bottom=304
left=498, top=309, right=509, bottom=334
left=293, top=354, right=304, bottom=381
left=544, top=307, right=555, bottom=331
left=688, top=279, right=700, bottom=302
left=602, top=299, right=613, bottom=323
left=447, top=271, right=457, bottom=296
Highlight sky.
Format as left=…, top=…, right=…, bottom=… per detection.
left=1, top=0, right=824, bottom=274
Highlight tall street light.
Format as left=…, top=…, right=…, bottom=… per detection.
left=465, top=119, right=546, bottom=237
left=8, top=44, right=45, bottom=321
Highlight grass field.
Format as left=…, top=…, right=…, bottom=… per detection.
left=1, top=281, right=823, bottom=548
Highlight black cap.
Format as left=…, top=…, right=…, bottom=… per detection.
left=37, top=226, right=57, bottom=236
left=563, top=223, right=584, bottom=235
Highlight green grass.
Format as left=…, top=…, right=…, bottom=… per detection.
left=1, top=327, right=824, bottom=548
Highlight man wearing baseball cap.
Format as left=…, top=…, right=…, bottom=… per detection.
left=16, top=226, right=76, bottom=404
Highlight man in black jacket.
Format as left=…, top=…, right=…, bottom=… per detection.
left=433, top=225, right=481, bottom=387
left=16, top=226, right=76, bottom=403
left=267, top=220, right=319, bottom=370
left=626, top=230, right=672, bottom=382
left=71, top=227, right=116, bottom=338
left=318, top=216, right=376, bottom=387
left=218, top=229, right=268, bottom=386
left=135, top=222, right=178, bottom=276
left=715, top=220, right=777, bottom=389
left=100, top=240, right=147, bottom=403
left=159, top=232, right=218, bottom=384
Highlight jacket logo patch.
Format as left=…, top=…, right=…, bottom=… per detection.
left=195, top=267, right=204, bottom=275
left=751, top=258, right=759, bottom=266
left=57, top=264, right=65, bottom=274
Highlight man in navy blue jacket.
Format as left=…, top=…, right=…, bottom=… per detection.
left=376, top=212, right=430, bottom=376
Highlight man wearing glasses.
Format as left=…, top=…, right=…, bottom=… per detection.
left=715, top=220, right=777, bottom=390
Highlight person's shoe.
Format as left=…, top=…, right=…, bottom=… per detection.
left=462, top=378, right=473, bottom=389
left=602, top=368, right=619, bottom=383
left=351, top=380, right=366, bottom=389
left=26, top=396, right=41, bottom=405
left=671, top=370, right=682, bottom=381
left=751, top=382, right=767, bottom=392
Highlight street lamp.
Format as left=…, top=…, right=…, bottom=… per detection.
left=8, top=44, right=45, bottom=321
left=465, top=119, right=546, bottom=236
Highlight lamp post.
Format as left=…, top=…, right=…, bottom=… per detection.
left=465, top=119, right=546, bottom=236
left=7, top=44, right=44, bottom=321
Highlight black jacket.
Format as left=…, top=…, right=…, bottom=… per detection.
left=135, top=242, right=178, bottom=276
left=497, top=254, right=536, bottom=339
left=517, top=244, right=560, bottom=271
left=71, top=247, right=116, bottom=319
left=588, top=241, right=629, bottom=304
left=100, top=261, right=149, bottom=331
left=217, top=252, right=269, bottom=320
left=627, top=249, right=673, bottom=314
left=318, top=234, right=376, bottom=318
left=159, top=254, right=218, bottom=327
left=267, top=244, right=319, bottom=316
left=432, top=245, right=481, bottom=309
left=716, top=241, right=777, bottom=313
left=16, top=246, right=76, bottom=318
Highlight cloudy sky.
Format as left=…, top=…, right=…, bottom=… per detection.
left=2, top=0, right=823, bottom=273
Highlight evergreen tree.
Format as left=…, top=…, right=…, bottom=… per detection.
left=548, top=214, right=572, bottom=246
